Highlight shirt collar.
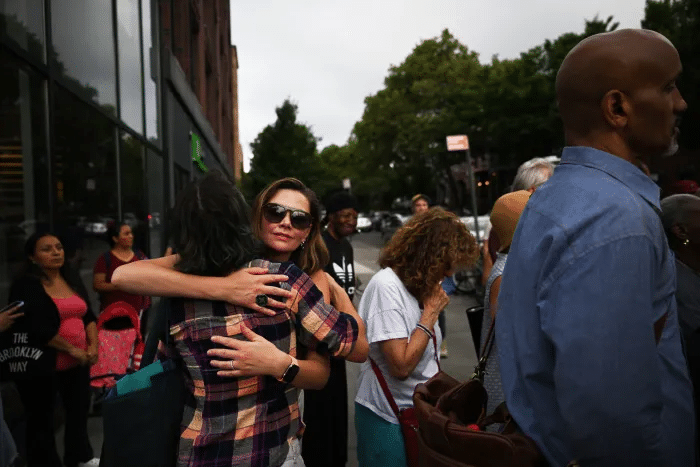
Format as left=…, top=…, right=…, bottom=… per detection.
left=559, top=146, right=661, bottom=208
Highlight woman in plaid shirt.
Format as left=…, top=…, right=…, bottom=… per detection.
left=113, top=173, right=367, bottom=466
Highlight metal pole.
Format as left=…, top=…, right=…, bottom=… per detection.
left=466, top=149, right=481, bottom=244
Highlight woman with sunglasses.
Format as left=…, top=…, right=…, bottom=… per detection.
left=111, top=177, right=367, bottom=462
left=111, top=172, right=365, bottom=467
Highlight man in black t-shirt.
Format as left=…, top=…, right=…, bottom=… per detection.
left=302, top=191, right=358, bottom=467
left=322, top=193, right=357, bottom=301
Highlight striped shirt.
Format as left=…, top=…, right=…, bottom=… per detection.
left=164, top=259, right=359, bottom=467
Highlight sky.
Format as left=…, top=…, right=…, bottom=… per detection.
left=230, top=0, right=647, bottom=172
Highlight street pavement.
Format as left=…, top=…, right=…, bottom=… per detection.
left=75, top=230, right=481, bottom=466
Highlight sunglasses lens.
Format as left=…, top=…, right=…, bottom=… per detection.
left=263, top=204, right=286, bottom=224
left=290, top=212, right=312, bottom=230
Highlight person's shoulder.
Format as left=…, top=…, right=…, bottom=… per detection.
left=365, top=268, right=402, bottom=293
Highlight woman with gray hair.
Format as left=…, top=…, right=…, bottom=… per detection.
left=660, top=193, right=700, bottom=448
left=511, top=157, right=555, bottom=192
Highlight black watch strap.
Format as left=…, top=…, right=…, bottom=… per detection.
left=278, top=356, right=300, bottom=383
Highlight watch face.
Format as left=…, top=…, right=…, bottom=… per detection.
left=283, top=362, right=300, bottom=383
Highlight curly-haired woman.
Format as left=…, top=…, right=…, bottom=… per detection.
left=354, top=207, right=479, bottom=466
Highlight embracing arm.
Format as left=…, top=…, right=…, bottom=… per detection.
left=208, top=327, right=330, bottom=390
left=379, top=284, right=448, bottom=380
left=111, top=256, right=294, bottom=314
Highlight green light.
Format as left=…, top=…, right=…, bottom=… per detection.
left=191, top=133, right=209, bottom=172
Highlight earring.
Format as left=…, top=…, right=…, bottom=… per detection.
left=300, top=240, right=306, bottom=250
left=682, top=238, right=690, bottom=246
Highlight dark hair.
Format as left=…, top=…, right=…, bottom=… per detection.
left=251, top=178, right=329, bottom=275
left=379, top=208, right=479, bottom=303
left=21, top=231, right=87, bottom=296
left=107, top=221, right=130, bottom=247
left=172, top=170, right=261, bottom=276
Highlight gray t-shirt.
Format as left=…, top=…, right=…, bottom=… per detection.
left=354, top=267, right=441, bottom=424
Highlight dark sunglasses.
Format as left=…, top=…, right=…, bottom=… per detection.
left=262, top=203, right=313, bottom=230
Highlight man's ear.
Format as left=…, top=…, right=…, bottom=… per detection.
left=602, top=90, right=629, bottom=129
left=671, top=223, right=687, bottom=243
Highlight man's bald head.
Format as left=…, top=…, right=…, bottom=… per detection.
left=556, top=29, right=684, bottom=161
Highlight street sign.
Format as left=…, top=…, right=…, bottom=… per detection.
left=446, top=135, right=469, bottom=151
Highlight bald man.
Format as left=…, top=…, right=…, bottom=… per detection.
left=496, top=30, right=694, bottom=466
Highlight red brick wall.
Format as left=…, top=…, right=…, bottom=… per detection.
left=162, top=0, right=236, bottom=169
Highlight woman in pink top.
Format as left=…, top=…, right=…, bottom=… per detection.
left=3, top=232, right=99, bottom=467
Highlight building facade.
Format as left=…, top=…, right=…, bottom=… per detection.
left=0, top=0, right=238, bottom=307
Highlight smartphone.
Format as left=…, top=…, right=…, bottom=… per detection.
left=0, top=301, right=24, bottom=313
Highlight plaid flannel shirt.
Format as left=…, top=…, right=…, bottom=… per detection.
left=163, top=259, right=359, bottom=467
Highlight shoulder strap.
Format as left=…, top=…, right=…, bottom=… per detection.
left=140, top=298, right=171, bottom=366
left=471, top=318, right=496, bottom=382
left=431, top=333, right=441, bottom=371
left=369, top=357, right=401, bottom=418
left=369, top=333, right=440, bottom=418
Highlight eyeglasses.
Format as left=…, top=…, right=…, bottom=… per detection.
left=262, top=203, right=313, bottom=230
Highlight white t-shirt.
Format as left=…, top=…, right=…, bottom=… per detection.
left=354, top=267, right=442, bottom=424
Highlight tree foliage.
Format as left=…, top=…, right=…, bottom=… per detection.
left=347, top=18, right=618, bottom=208
left=242, top=99, right=323, bottom=200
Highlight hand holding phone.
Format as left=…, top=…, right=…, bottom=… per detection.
left=0, top=301, right=24, bottom=332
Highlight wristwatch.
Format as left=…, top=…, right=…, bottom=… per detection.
left=277, top=356, right=300, bottom=383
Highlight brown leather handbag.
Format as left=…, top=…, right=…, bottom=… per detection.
left=412, top=323, right=548, bottom=467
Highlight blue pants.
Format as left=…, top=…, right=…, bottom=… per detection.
left=355, top=403, right=406, bottom=467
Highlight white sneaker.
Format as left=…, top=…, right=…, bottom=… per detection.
left=78, top=459, right=100, bottom=467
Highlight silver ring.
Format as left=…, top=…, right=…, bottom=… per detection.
left=229, top=360, right=234, bottom=370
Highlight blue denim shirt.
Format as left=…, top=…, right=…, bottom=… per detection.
left=496, top=146, right=695, bottom=467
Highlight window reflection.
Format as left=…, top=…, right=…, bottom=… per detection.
left=142, top=0, right=159, bottom=143
left=0, top=0, right=46, bottom=63
left=145, top=149, right=164, bottom=256
left=120, top=132, right=147, bottom=253
left=117, top=0, right=143, bottom=133
left=52, top=86, right=118, bottom=310
left=50, top=0, right=117, bottom=114
left=0, top=50, right=50, bottom=303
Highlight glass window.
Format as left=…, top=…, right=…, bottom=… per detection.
left=117, top=0, right=143, bottom=133
left=52, top=85, right=118, bottom=310
left=119, top=131, right=148, bottom=254
left=50, top=0, right=117, bottom=114
left=0, top=49, right=50, bottom=304
left=142, top=0, right=159, bottom=144
left=0, top=0, right=46, bottom=63
left=145, top=149, right=163, bottom=256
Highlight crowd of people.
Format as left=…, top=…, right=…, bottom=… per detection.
left=1, top=27, right=700, bottom=467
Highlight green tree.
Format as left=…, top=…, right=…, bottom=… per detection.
left=242, top=99, right=323, bottom=199
left=483, top=15, right=618, bottom=168
left=348, top=19, right=619, bottom=208
left=351, top=29, right=484, bottom=202
left=643, top=0, right=700, bottom=150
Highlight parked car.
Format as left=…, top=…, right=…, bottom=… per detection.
left=356, top=213, right=372, bottom=232
left=84, top=216, right=114, bottom=236
left=459, top=215, right=491, bottom=244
